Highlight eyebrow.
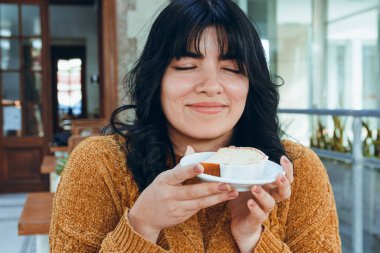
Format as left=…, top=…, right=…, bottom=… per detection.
left=178, top=51, right=237, bottom=61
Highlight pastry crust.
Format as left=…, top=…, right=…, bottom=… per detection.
left=200, top=162, right=221, bottom=177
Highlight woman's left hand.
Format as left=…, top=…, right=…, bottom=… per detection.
left=228, top=155, right=293, bottom=253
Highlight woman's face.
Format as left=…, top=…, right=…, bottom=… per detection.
left=161, top=27, right=249, bottom=144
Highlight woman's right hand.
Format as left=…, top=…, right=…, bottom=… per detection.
left=128, top=146, right=239, bottom=243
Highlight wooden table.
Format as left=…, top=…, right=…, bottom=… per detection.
left=18, top=192, right=54, bottom=253
left=18, top=192, right=54, bottom=235
left=49, top=146, right=69, bottom=153
left=40, top=156, right=57, bottom=174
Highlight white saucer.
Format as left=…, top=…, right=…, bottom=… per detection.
left=180, top=152, right=285, bottom=192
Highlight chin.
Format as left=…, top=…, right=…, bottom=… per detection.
left=185, top=126, right=233, bottom=140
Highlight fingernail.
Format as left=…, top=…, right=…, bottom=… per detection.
left=193, top=164, right=202, bottom=173
left=281, top=176, right=286, bottom=183
left=283, top=156, right=290, bottom=164
left=227, top=190, right=238, bottom=198
left=218, top=183, right=230, bottom=191
left=253, top=185, right=261, bottom=193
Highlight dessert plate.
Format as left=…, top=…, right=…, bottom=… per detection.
left=180, top=152, right=285, bottom=192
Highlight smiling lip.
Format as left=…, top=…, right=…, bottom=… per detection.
left=187, top=102, right=227, bottom=114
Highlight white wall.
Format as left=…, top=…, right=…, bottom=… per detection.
left=126, top=0, right=167, bottom=55
left=116, top=0, right=167, bottom=109
left=49, top=5, right=99, bottom=117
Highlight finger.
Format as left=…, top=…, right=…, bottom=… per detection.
left=280, top=156, right=294, bottom=184
left=185, top=189, right=239, bottom=211
left=262, top=174, right=283, bottom=192
left=176, top=182, right=232, bottom=200
left=270, top=175, right=291, bottom=202
left=247, top=199, right=268, bottom=226
left=251, top=185, right=275, bottom=214
left=261, top=156, right=292, bottom=192
left=262, top=182, right=276, bottom=192
left=163, top=163, right=203, bottom=185
left=262, top=174, right=281, bottom=199
left=185, top=145, right=195, bottom=156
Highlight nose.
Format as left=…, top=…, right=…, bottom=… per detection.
left=195, top=71, right=223, bottom=96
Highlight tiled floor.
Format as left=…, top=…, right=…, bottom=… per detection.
left=0, top=193, right=35, bottom=253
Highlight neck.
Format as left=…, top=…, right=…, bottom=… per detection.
left=168, top=127, right=233, bottom=156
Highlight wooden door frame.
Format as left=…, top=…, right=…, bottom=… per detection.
left=46, top=0, right=119, bottom=145
left=45, top=0, right=118, bottom=139
left=51, top=45, right=87, bottom=133
left=100, top=0, right=118, bottom=121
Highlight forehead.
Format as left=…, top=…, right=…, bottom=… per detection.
left=191, top=28, right=219, bottom=52
left=184, top=27, right=231, bottom=59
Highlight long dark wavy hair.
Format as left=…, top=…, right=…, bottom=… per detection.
left=108, top=0, right=287, bottom=192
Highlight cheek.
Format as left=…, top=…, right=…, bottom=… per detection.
left=228, top=81, right=249, bottom=105
left=228, top=81, right=249, bottom=119
left=161, top=77, right=190, bottom=115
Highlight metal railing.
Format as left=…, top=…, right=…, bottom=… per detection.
left=278, top=108, right=380, bottom=253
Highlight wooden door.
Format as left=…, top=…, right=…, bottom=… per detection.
left=0, top=1, right=50, bottom=193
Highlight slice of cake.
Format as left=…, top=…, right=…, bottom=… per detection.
left=201, top=147, right=267, bottom=177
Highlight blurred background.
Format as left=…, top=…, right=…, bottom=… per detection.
left=0, top=0, right=379, bottom=253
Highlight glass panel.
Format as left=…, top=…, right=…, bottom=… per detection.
left=0, top=39, right=20, bottom=70
left=328, top=0, right=378, bottom=21
left=22, top=5, right=41, bottom=36
left=24, top=71, right=42, bottom=103
left=240, top=0, right=312, bottom=109
left=326, top=9, right=378, bottom=109
left=0, top=4, right=19, bottom=36
left=276, top=0, right=312, bottom=109
left=362, top=44, right=379, bottom=110
left=24, top=103, right=43, bottom=137
left=23, top=39, right=42, bottom=71
left=3, top=105, right=22, bottom=137
left=1, top=72, right=20, bottom=103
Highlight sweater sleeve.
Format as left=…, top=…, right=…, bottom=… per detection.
left=49, top=137, right=168, bottom=253
left=254, top=145, right=341, bottom=253
left=284, top=146, right=341, bottom=252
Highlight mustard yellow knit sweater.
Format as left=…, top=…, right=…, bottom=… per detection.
left=49, top=135, right=341, bottom=252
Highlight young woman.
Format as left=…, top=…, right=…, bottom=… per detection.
left=49, top=1, right=341, bottom=252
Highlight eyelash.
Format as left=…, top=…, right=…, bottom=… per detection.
left=223, top=68, right=241, bottom=74
left=174, top=66, right=196, bottom=71
left=174, top=66, right=241, bottom=74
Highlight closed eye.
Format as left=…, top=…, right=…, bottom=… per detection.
left=222, top=68, right=242, bottom=74
left=173, top=66, right=196, bottom=71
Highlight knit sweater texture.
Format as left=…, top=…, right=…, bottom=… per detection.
left=49, top=135, right=342, bottom=252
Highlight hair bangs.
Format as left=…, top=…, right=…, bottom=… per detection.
left=169, top=21, right=248, bottom=76
left=214, top=24, right=248, bottom=76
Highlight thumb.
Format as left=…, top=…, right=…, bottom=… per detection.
left=184, top=145, right=195, bottom=155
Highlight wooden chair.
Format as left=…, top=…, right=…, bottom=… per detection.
left=49, top=145, right=69, bottom=153
left=71, top=118, right=108, bottom=136
left=40, top=155, right=58, bottom=174
left=68, top=134, right=95, bottom=153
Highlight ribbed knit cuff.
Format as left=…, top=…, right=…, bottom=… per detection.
left=254, top=226, right=286, bottom=253
left=109, top=209, right=166, bottom=252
